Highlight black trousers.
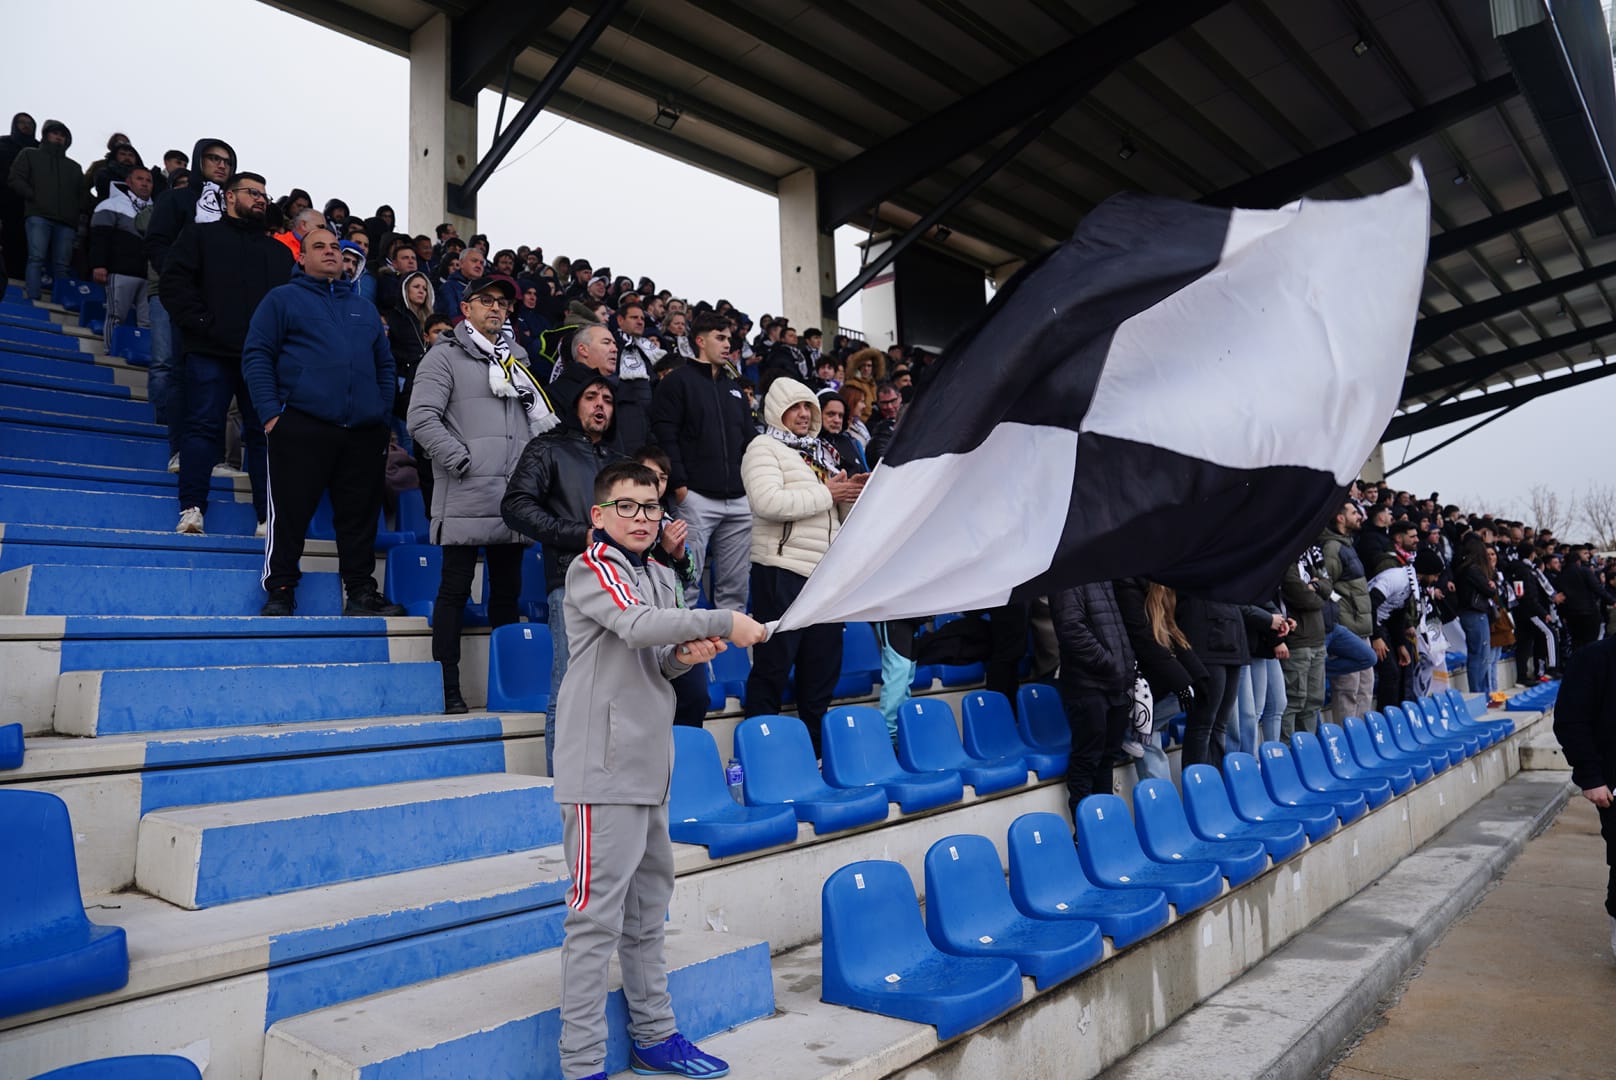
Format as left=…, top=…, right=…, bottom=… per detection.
left=984, top=601, right=1029, bottom=704
left=1374, top=647, right=1407, bottom=711
left=743, top=564, right=843, bottom=756
left=672, top=666, right=709, bottom=728
left=1516, top=618, right=1541, bottom=684
left=1062, top=684, right=1129, bottom=818
left=264, top=409, right=388, bottom=593
left=1183, top=662, right=1238, bottom=770
left=432, top=543, right=524, bottom=666
left=1567, top=611, right=1601, bottom=656
left=1601, top=801, right=1616, bottom=919
left=417, top=445, right=435, bottom=523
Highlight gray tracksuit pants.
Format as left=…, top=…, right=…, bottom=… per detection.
left=558, top=800, right=678, bottom=1079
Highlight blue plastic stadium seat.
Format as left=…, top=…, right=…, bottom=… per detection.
left=516, top=544, right=545, bottom=622
left=961, top=690, right=1066, bottom=780
left=0, top=723, right=21, bottom=769
left=1427, top=696, right=1506, bottom=746
left=1379, top=708, right=1456, bottom=770
left=1361, top=714, right=1444, bottom=779
left=910, top=663, right=938, bottom=691
left=923, top=834, right=1103, bottom=990
left=733, top=716, right=889, bottom=834
left=822, top=705, right=962, bottom=812
left=897, top=698, right=1027, bottom=795
left=1258, top=742, right=1367, bottom=823
left=821, top=860, right=1023, bottom=1039
left=31, top=1056, right=203, bottom=1080
left=1180, top=765, right=1307, bottom=863
left=384, top=543, right=488, bottom=625
left=668, top=727, right=799, bottom=858
left=1316, top=723, right=1415, bottom=794
left=1437, top=690, right=1513, bottom=740
left=1222, top=752, right=1339, bottom=842
left=397, top=488, right=430, bottom=546
left=485, top=624, right=553, bottom=713
left=1445, top=688, right=1516, bottom=736
left=833, top=622, right=881, bottom=698
left=1073, top=794, right=1224, bottom=914
left=1403, top=700, right=1480, bottom=758
left=1132, top=779, right=1268, bottom=887
left=1289, top=731, right=1392, bottom=809
left=1, top=790, right=129, bottom=1018
left=704, top=645, right=750, bottom=712
left=1005, top=812, right=1170, bottom=948
left=1015, top=683, right=1072, bottom=752
left=107, top=324, right=151, bottom=365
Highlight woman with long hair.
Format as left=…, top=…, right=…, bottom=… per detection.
left=386, top=269, right=435, bottom=460
left=1115, top=578, right=1207, bottom=782
left=839, top=384, right=872, bottom=448
left=1453, top=533, right=1500, bottom=695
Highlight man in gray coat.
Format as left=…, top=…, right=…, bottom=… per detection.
left=409, top=276, right=559, bottom=712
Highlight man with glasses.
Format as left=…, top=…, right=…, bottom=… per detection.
left=162, top=170, right=292, bottom=537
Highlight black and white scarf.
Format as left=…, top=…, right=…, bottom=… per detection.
left=195, top=180, right=224, bottom=223
left=768, top=425, right=838, bottom=479
left=457, top=322, right=559, bottom=437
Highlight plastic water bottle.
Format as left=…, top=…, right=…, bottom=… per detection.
left=725, top=758, right=745, bottom=802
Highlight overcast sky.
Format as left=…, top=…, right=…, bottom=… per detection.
left=8, top=0, right=1614, bottom=531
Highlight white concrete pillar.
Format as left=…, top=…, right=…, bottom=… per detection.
left=777, top=168, right=838, bottom=335
left=408, top=13, right=478, bottom=238
left=1361, top=443, right=1387, bottom=483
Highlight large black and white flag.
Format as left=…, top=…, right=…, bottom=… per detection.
left=777, top=166, right=1429, bottom=632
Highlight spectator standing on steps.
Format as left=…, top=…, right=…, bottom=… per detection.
left=1051, top=580, right=1136, bottom=816
left=242, top=226, right=405, bottom=619
left=7, top=119, right=84, bottom=304
left=0, top=113, right=37, bottom=282
left=409, top=276, right=559, bottom=715
left=1549, top=632, right=1616, bottom=960
left=88, top=165, right=154, bottom=351
left=162, top=170, right=290, bottom=537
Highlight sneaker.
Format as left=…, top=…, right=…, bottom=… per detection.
left=166, top=452, right=180, bottom=473
left=255, top=520, right=267, bottom=539
left=260, top=587, right=295, bottom=617
left=344, top=586, right=406, bottom=617
left=176, top=506, right=205, bottom=535
left=629, top=1032, right=729, bottom=1077
left=213, top=463, right=247, bottom=478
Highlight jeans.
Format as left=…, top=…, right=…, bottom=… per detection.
left=178, top=352, right=266, bottom=520
left=146, top=295, right=181, bottom=453
left=1280, top=644, right=1326, bottom=736
left=1232, top=658, right=1287, bottom=756
left=679, top=491, right=751, bottom=610
left=546, top=587, right=569, bottom=776
left=24, top=216, right=74, bottom=303
left=1458, top=609, right=1495, bottom=695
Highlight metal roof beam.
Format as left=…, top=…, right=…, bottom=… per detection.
left=259, top=0, right=409, bottom=53
left=448, top=0, right=567, bottom=106
left=1387, top=360, right=1616, bottom=439
left=1411, top=257, right=1616, bottom=351
left=816, top=0, right=1231, bottom=229
left=1203, top=75, right=1518, bottom=209
left=1426, top=190, right=1577, bottom=260
left=1402, top=318, right=1616, bottom=398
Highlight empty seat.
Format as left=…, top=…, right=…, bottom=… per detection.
left=668, top=727, right=799, bottom=858
left=1259, top=742, right=1367, bottom=823
left=1015, top=683, right=1072, bottom=752
left=1357, top=714, right=1442, bottom=780
left=833, top=622, right=881, bottom=698
left=1, top=790, right=129, bottom=1018
left=897, top=698, right=1027, bottom=796
left=516, top=544, right=546, bottom=623
left=32, top=1057, right=203, bottom=1080
left=733, top=716, right=889, bottom=834
left=1403, top=700, right=1481, bottom=758
left=107, top=324, right=151, bottom=365
left=821, top=860, right=1023, bottom=1039
left=1222, top=752, right=1339, bottom=843
left=1132, top=779, right=1268, bottom=887
left=383, top=543, right=488, bottom=625
left=1005, top=812, right=1170, bottom=948
left=1379, top=708, right=1457, bottom=770
left=1436, top=691, right=1513, bottom=740
left=821, top=706, right=963, bottom=813
left=1316, top=723, right=1414, bottom=794
left=485, top=624, right=553, bottom=713
left=705, top=645, right=750, bottom=712
left=1445, top=688, right=1515, bottom=735
left=0, top=722, right=21, bottom=769
left=1290, top=731, right=1392, bottom=809
left=961, top=690, right=1066, bottom=780
left=1420, top=696, right=1496, bottom=747
left=923, top=834, right=1103, bottom=990
left=1072, top=794, right=1224, bottom=914
left=1180, top=765, right=1307, bottom=863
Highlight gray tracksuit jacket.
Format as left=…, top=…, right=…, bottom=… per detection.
left=552, top=530, right=732, bottom=805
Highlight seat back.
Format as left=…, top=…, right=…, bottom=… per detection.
left=925, top=834, right=1018, bottom=943
left=32, top=1056, right=204, bottom=1080
left=1341, top=715, right=1386, bottom=767
left=397, top=488, right=430, bottom=544
left=485, top=624, right=553, bottom=712
left=1288, top=731, right=1339, bottom=789
left=1072, top=793, right=1145, bottom=883
left=1316, top=723, right=1361, bottom=776
left=1, top=790, right=95, bottom=949
left=1007, top=812, right=1088, bottom=912
left=1445, top=688, right=1474, bottom=720
left=897, top=698, right=969, bottom=772
left=822, top=705, right=904, bottom=788
left=960, top=690, right=1029, bottom=760
left=1016, top=683, right=1071, bottom=752
left=821, top=860, right=934, bottom=986
left=108, top=324, right=151, bottom=364
left=1181, top=764, right=1243, bottom=839
left=1381, top=706, right=1424, bottom=753
left=1223, top=751, right=1282, bottom=820
left=1362, top=713, right=1406, bottom=759
left=834, top=622, right=881, bottom=698
left=733, top=715, right=822, bottom=803
left=670, top=726, right=735, bottom=819
left=1417, top=696, right=1444, bottom=728
left=516, top=545, right=546, bottom=622
left=1258, top=741, right=1309, bottom=802
left=709, top=645, right=751, bottom=702
left=1132, top=779, right=1197, bottom=860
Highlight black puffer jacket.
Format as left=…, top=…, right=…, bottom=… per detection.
left=649, top=359, right=754, bottom=499
left=500, top=405, right=627, bottom=591
left=1176, top=594, right=1250, bottom=667
left=1050, top=581, right=1135, bottom=697
left=1552, top=634, right=1616, bottom=792
left=1115, top=578, right=1206, bottom=701
left=1557, top=559, right=1614, bottom=617
left=160, top=212, right=293, bottom=360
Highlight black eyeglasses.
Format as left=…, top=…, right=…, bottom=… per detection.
left=596, top=500, right=665, bottom=521
left=232, top=187, right=267, bottom=201
left=202, top=152, right=231, bottom=165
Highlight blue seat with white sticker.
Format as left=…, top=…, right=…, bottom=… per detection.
left=1379, top=708, right=1457, bottom=771
left=515, top=543, right=545, bottom=622
left=1316, top=723, right=1415, bottom=794
left=821, top=860, right=1023, bottom=1040
left=1072, top=794, right=1224, bottom=914
left=897, top=698, right=1027, bottom=796
left=1179, top=765, right=1307, bottom=863
left=1420, top=696, right=1495, bottom=747
left=668, top=727, right=799, bottom=858
left=821, top=705, right=963, bottom=813
left=485, top=623, right=553, bottom=713
left=31, top=1056, right=203, bottom=1080
left=1005, top=812, right=1170, bottom=948
left=1132, top=779, right=1268, bottom=887
left=1290, top=731, right=1392, bottom=810
left=1015, top=683, right=1071, bottom=752
left=733, top=715, right=889, bottom=834
left=1401, top=700, right=1480, bottom=758
left=1345, top=714, right=1436, bottom=783
left=923, top=834, right=1103, bottom=990
left=961, top=690, right=1065, bottom=780
left=383, top=543, right=488, bottom=625
left=1222, top=752, right=1339, bottom=842
left=1259, top=742, right=1367, bottom=823
left=705, top=644, right=750, bottom=711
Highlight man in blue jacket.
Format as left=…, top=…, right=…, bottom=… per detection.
left=242, top=226, right=406, bottom=618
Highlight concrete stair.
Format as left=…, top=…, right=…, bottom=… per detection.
left=1, top=565, right=330, bottom=616
left=0, top=424, right=171, bottom=469
left=0, top=484, right=253, bottom=532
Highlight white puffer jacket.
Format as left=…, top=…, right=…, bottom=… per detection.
left=742, top=378, right=843, bottom=578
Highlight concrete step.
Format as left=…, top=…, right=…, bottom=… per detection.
left=0, top=300, right=50, bottom=321
left=0, top=523, right=330, bottom=565
left=0, top=564, right=327, bottom=616
left=0, top=322, right=84, bottom=352
left=0, top=480, right=252, bottom=532
left=0, top=403, right=165, bottom=440
left=57, top=627, right=399, bottom=673
left=0, top=365, right=145, bottom=401
left=0, top=346, right=145, bottom=380
left=0, top=422, right=170, bottom=468
left=0, top=381, right=156, bottom=423
left=0, top=463, right=237, bottom=501
left=56, top=659, right=446, bottom=736
left=135, top=773, right=561, bottom=908
left=262, top=928, right=774, bottom=1079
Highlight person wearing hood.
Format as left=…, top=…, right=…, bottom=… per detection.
left=740, top=376, right=867, bottom=756
left=338, top=239, right=375, bottom=304
left=323, top=197, right=350, bottom=237
left=386, top=269, right=435, bottom=452
left=362, top=204, right=394, bottom=250
left=243, top=225, right=405, bottom=619
left=8, top=119, right=85, bottom=303
left=409, top=276, right=556, bottom=714
left=0, top=113, right=38, bottom=281
left=88, top=165, right=155, bottom=350
left=86, top=140, right=144, bottom=203
left=501, top=366, right=626, bottom=772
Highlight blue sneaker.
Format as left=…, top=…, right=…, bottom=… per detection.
left=629, top=1032, right=730, bottom=1077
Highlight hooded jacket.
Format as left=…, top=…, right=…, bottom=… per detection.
left=7, top=121, right=84, bottom=225
left=242, top=267, right=394, bottom=431
left=741, top=377, right=844, bottom=579
left=1051, top=581, right=1136, bottom=698
left=88, top=180, right=152, bottom=278
left=145, top=137, right=237, bottom=275
left=86, top=141, right=145, bottom=203
left=162, top=209, right=294, bottom=360
left=552, top=531, right=733, bottom=805
left=386, top=271, right=435, bottom=415
left=0, top=114, right=37, bottom=188
left=649, top=354, right=755, bottom=499
left=1319, top=527, right=1372, bottom=637
left=501, top=377, right=628, bottom=591
left=323, top=197, right=350, bottom=237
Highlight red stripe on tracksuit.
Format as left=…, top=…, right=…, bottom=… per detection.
left=582, top=543, right=640, bottom=611
left=570, top=804, right=592, bottom=910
